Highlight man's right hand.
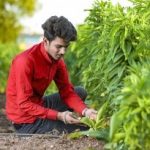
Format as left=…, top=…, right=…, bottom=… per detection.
left=57, top=111, right=80, bottom=124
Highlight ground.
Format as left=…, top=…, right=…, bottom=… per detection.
left=0, top=94, right=104, bottom=150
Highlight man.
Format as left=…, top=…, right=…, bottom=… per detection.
left=6, top=16, right=97, bottom=134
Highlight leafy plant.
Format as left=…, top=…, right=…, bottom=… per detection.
left=67, top=0, right=150, bottom=149
left=69, top=0, right=150, bottom=108
left=81, top=101, right=108, bottom=131
left=108, top=59, right=150, bottom=150
left=68, top=102, right=109, bottom=141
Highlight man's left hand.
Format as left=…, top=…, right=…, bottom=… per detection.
left=83, top=108, right=97, bottom=120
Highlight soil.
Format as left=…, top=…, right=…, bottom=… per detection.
left=0, top=94, right=104, bottom=150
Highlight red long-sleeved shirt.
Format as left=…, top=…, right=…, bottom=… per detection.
left=6, top=42, right=86, bottom=124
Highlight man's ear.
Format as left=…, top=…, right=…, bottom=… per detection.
left=43, top=37, right=49, bottom=51
left=43, top=37, right=47, bottom=43
left=43, top=37, right=49, bottom=46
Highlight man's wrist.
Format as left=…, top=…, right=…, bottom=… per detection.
left=57, top=111, right=69, bottom=124
left=57, top=112, right=63, bottom=120
left=82, top=108, right=88, bottom=116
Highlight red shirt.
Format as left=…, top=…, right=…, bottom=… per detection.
left=6, top=42, right=86, bottom=124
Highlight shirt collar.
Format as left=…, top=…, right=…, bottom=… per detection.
left=40, top=41, right=57, bottom=64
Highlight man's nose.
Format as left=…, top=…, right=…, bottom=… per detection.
left=59, top=47, right=66, bottom=55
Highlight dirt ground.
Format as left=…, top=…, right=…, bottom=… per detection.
left=0, top=94, right=104, bottom=150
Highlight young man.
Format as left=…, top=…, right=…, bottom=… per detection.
left=6, top=16, right=97, bottom=134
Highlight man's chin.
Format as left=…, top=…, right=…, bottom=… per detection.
left=56, top=55, right=63, bottom=60
left=54, top=56, right=61, bottom=60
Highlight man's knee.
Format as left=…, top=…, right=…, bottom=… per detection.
left=75, top=86, right=87, bottom=100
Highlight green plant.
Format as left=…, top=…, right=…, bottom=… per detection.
left=108, top=59, right=150, bottom=150
left=81, top=102, right=108, bottom=131
left=67, top=0, right=150, bottom=149
left=69, top=102, right=109, bottom=141
left=69, top=0, right=150, bottom=107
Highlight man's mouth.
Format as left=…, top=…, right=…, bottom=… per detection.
left=56, top=55, right=63, bottom=59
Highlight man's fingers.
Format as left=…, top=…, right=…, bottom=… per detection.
left=91, top=109, right=98, bottom=114
left=67, top=113, right=80, bottom=124
left=87, top=110, right=97, bottom=120
left=89, top=114, right=97, bottom=120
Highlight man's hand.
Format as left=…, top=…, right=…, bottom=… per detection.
left=82, top=108, right=97, bottom=120
left=57, top=111, right=80, bottom=124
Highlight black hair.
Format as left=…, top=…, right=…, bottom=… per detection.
left=41, top=16, right=77, bottom=43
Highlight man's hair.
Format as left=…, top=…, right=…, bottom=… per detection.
left=42, top=16, right=77, bottom=43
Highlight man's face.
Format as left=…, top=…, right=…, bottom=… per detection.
left=44, top=37, right=69, bottom=60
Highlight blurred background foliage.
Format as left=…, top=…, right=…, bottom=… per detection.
left=0, top=0, right=37, bottom=93
left=0, top=0, right=36, bottom=43
left=0, top=43, right=20, bottom=92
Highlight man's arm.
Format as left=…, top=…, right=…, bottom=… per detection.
left=54, top=59, right=98, bottom=120
left=14, top=57, right=58, bottom=120
left=54, top=59, right=87, bottom=115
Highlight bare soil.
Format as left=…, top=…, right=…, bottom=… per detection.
left=0, top=94, right=104, bottom=150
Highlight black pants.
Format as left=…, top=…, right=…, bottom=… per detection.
left=13, top=86, right=88, bottom=134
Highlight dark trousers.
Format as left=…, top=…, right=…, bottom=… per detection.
left=13, top=86, right=88, bottom=134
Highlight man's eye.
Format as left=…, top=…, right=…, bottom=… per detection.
left=56, top=46, right=61, bottom=49
left=56, top=45, right=68, bottom=50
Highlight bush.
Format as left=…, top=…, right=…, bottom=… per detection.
left=68, top=0, right=150, bottom=149
left=109, top=59, right=150, bottom=150
left=71, top=0, right=150, bottom=108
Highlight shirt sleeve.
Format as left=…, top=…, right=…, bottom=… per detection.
left=54, top=59, right=87, bottom=115
left=14, top=56, right=58, bottom=120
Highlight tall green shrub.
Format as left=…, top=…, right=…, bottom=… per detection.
left=70, top=0, right=150, bottom=108
left=67, top=0, right=150, bottom=148
left=109, top=59, right=150, bottom=150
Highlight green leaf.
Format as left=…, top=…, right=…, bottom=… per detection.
left=80, top=117, right=95, bottom=128
left=81, top=128, right=109, bottom=141
left=109, top=108, right=128, bottom=140
left=110, top=24, right=121, bottom=43
left=96, top=101, right=108, bottom=123
left=68, top=131, right=83, bottom=139
left=95, top=119, right=103, bottom=129
left=113, top=51, right=124, bottom=63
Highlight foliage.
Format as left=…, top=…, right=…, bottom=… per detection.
left=64, top=45, right=82, bottom=86
left=107, top=59, right=150, bottom=150
left=80, top=102, right=108, bottom=131
left=67, top=0, right=150, bottom=149
left=0, top=42, right=21, bottom=93
left=69, top=102, right=109, bottom=141
left=0, top=0, right=37, bottom=43
left=44, top=81, right=58, bottom=95
left=71, top=0, right=150, bottom=109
